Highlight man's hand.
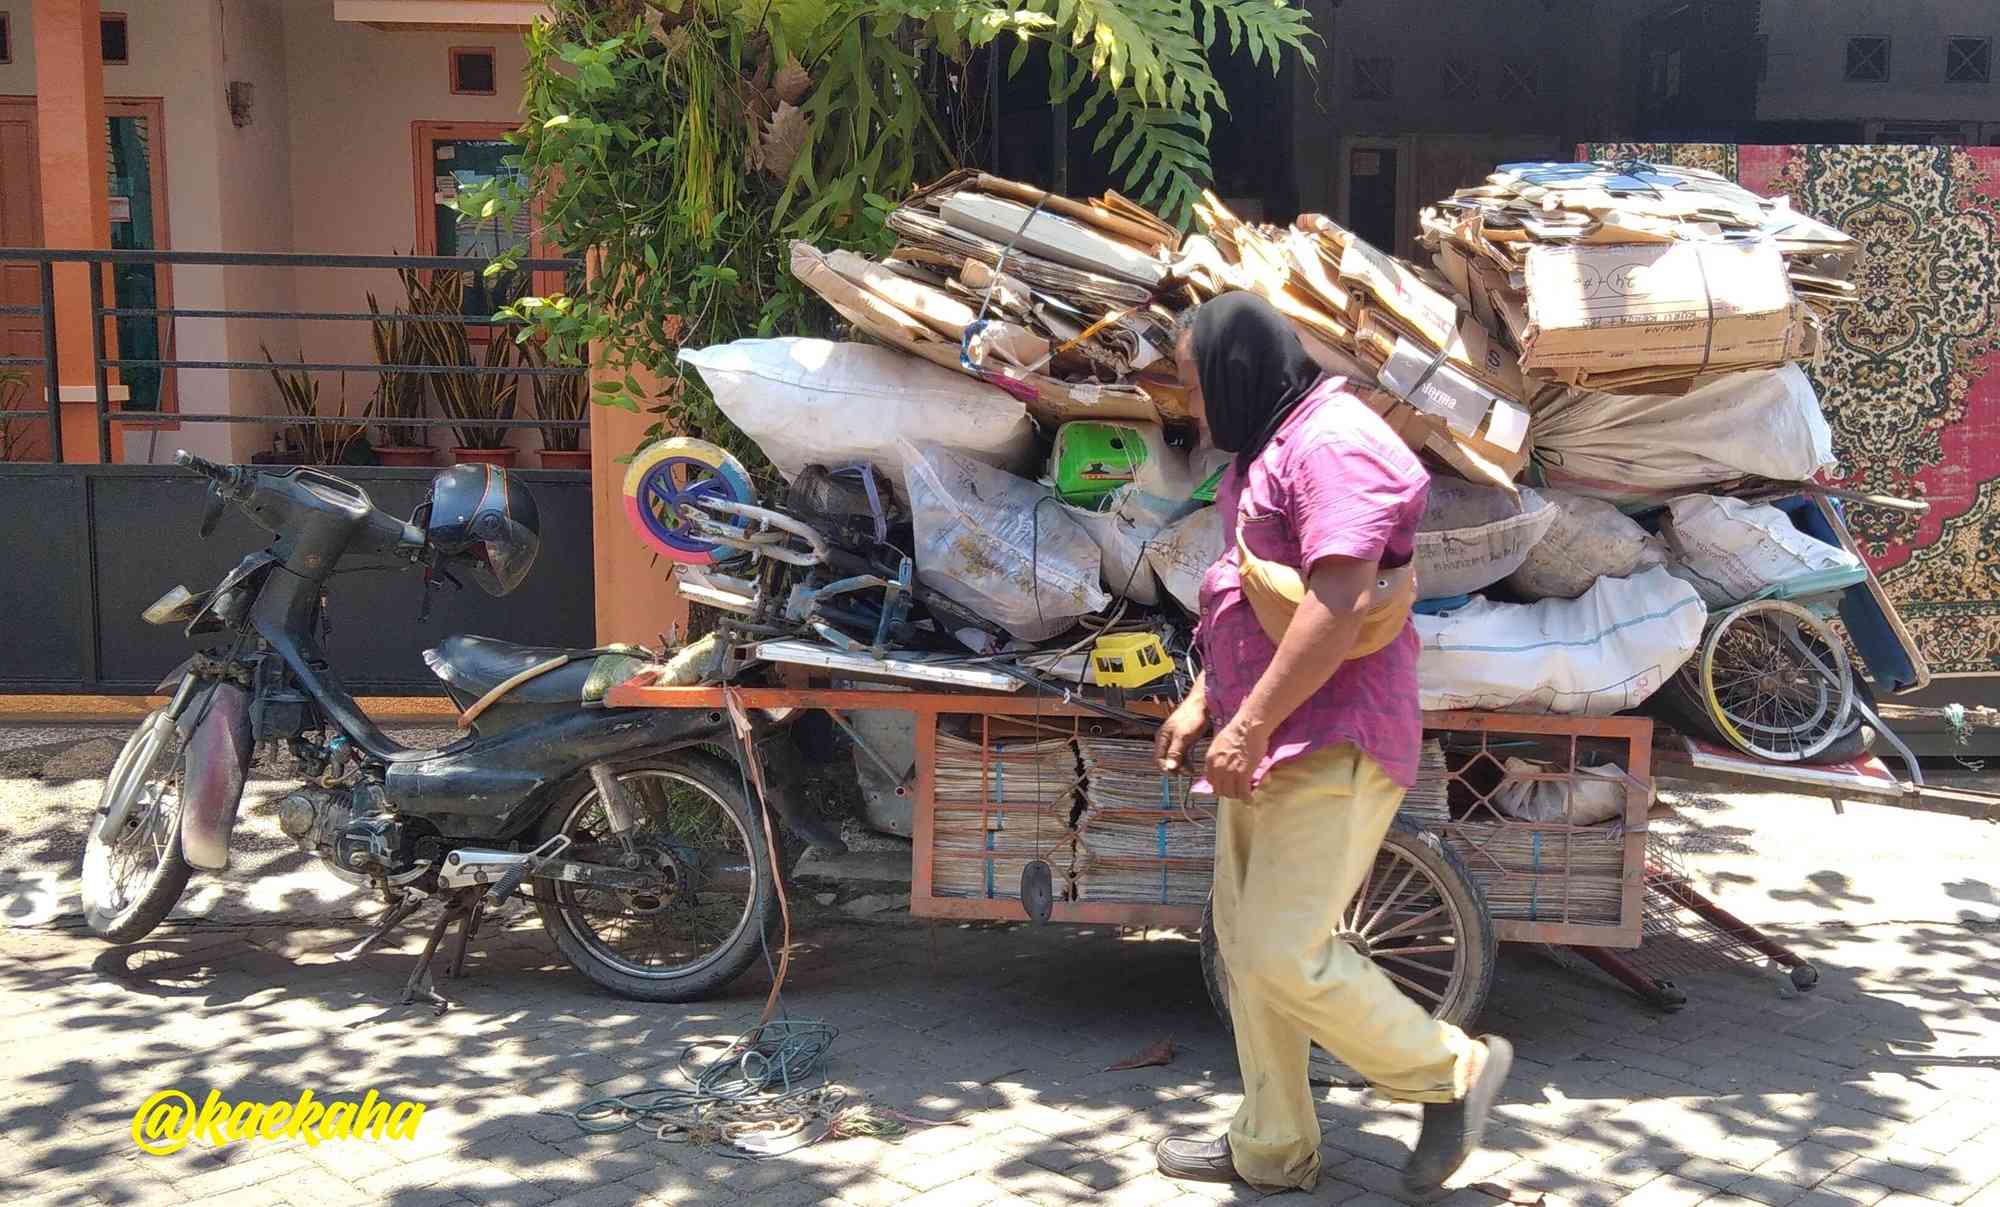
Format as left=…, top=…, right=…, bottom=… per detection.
left=1204, top=716, right=1271, bottom=802
left=1155, top=690, right=1209, bottom=773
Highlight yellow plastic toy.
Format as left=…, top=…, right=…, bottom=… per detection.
left=1090, top=632, right=1175, bottom=689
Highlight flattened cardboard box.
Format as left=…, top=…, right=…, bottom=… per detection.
left=1521, top=240, right=1797, bottom=370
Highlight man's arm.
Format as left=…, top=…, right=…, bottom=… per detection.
left=1200, top=555, right=1380, bottom=800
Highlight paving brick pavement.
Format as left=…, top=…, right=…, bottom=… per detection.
left=0, top=726, right=1997, bottom=1207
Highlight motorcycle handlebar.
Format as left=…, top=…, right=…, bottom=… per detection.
left=175, top=449, right=236, bottom=486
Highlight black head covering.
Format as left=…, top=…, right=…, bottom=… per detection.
left=1190, top=291, right=1326, bottom=471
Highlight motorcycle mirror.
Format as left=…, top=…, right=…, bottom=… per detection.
left=199, top=484, right=227, bottom=538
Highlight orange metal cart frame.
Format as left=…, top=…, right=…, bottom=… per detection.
left=607, top=679, right=1655, bottom=947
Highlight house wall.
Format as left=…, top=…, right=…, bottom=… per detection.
left=213, top=0, right=302, bottom=463
left=1758, top=0, right=1999, bottom=128
left=282, top=0, right=534, bottom=456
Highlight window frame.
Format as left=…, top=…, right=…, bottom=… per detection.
left=0, top=13, right=12, bottom=66
left=1946, top=35, right=1991, bottom=85
left=1442, top=58, right=1477, bottom=102
left=1350, top=55, right=1393, bottom=102
left=1498, top=58, right=1542, bottom=103
left=449, top=46, right=498, bottom=97
left=1845, top=35, right=1891, bottom=83
left=100, top=11, right=129, bottom=65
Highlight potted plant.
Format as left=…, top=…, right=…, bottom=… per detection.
left=400, top=269, right=520, bottom=467
left=260, top=347, right=372, bottom=465
left=522, top=339, right=590, bottom=469
left=367, top=291, right=434, bottom=467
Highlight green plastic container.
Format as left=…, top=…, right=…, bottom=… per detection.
left=1052, top=422, right=1151, bottom=505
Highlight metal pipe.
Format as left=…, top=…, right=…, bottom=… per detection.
left=36, top=261, right=59, bottom=465
left=88, top=264, right=110, bottom=463
left=0, top=248, right=577, bottom=270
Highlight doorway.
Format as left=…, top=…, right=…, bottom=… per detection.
left=105, top=97, right=173, bottom=418
left=1345, top=143, right=1401, bottom=255
left=0, top=94, right=172, bottom=460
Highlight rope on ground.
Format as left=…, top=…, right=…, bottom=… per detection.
left=559, top=1022, right=933, bottom=1158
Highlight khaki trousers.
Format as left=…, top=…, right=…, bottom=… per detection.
left=1213, top=744, right=1475, bottom=1191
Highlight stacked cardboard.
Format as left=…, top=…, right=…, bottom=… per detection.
left=1177, top=202, right=1536, bottom=491
left=793, top=171, right=1186, bottom=426
left=1419, top=161, right=1855, bottom=393
left=931, top=731, right=1079, bottom=901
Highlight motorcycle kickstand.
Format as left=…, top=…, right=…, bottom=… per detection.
left=399, top=891, right=477, bottom=1015
left=338, top=892, right=428, bottom=962
left=444, top=899, right=484, bottom=982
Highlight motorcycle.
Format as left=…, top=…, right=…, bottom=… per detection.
left=81, top=451, right=834, bottom=1007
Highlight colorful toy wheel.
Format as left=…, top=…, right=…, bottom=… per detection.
left=621, top=438, right=756, bottom=565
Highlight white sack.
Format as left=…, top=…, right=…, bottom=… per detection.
left=1529, top=364, right=1834, bottom=506
left=1506, top=488, right=1668, bottom=600
left=1415, top=566, right=1706, bottom=715
left=1416, top=480, right=1557, bottom=598
left=901, top=441, right=1109, bottom=642
left=1066, top=487, right=1179, bottom=606
left=681, top=339, right=1036, bottom=486
left=1492, top=757, right=1632, bottom=826
left=1662, top=494, right=1862, bottom=607
left=1146, top=505, right=1224, bottom=612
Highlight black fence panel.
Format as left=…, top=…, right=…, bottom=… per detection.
left=0, top=467, right=90, bottom=686
left=1, top=464, right=594, bottom=694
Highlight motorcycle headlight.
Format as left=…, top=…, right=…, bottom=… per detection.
left=142, top=586, right=207, bottom=625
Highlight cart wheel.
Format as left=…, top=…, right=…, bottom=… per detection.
left=1200, top=818, right=1497, bottom=1038
left=1692, top=599, right=1855, bottom=763
left=1789, top=962, right=1820, bottom=992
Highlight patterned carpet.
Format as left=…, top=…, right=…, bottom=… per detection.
left=1581, top=143, right=2000, bottom=676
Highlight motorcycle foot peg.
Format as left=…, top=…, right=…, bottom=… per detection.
left=485, top=834, right=570, bottom=907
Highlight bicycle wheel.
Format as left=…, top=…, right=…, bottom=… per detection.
left=1696, top=599, right=1854, bottom=763
left=1199, top=818, right=1496, bottom=1034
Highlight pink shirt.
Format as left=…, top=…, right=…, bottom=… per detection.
left=1197, top=378, right=1431, bottom=790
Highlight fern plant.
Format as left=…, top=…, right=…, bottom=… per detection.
left=464, top=0, right=1314, bottom=436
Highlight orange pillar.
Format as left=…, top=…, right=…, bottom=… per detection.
left=588, top=366, right=688, bottom=649
left=34, top=0, right=114, bottom=464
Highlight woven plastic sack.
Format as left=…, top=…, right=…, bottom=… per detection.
left=681, top=338, right=1036, bottom=488
left=1506, top=488, right=1669, bottom=600
left=901, top=441, right=1109, bottom=642
left=1145, top=505, right=1225, bottom=613
left=1662, top=494, right=1863, bottom=608
left=1415, top=566, right=1705, bottom=715
left=1415, top=480, right=1556, bottom=599
left=1065, top=487, right=1180, bottom=606
left=1492, top=757, right=1630, bottom=826
left=1529, top=365, right=1834, bottom=507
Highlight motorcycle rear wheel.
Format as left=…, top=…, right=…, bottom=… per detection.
left=532, top=751, right=780, bottom=1002
left=81, top=713, right=194, bottom=943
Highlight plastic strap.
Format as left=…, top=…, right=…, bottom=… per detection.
left=832, top=462, right=888, bottom=543
left=1528, top=830, right=1541, bottom=922
left=962, top=198, right=1050, bottom=373
left=1158, top=819, right=1169, bottom=904
left=1405, top=339, right=1454, bottom=398
left=1693, top=247, right=1716, bottom=379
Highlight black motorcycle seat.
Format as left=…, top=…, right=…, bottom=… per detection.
left=424, top=635, right=610, bottom=708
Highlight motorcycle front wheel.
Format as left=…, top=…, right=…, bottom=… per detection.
left=81, top=711, right=194, bottom=942
left=532, top=751, right=780, bottom=1002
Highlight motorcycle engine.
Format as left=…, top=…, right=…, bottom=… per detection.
left=277, top=783, right=409, bottom=879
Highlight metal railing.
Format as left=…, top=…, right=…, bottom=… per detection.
left=0, top=248, right=589, bottom=464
